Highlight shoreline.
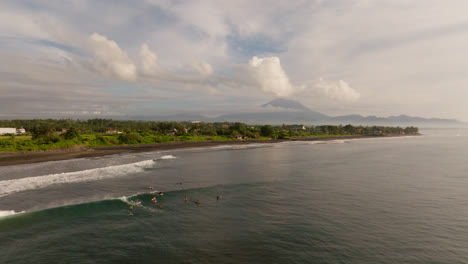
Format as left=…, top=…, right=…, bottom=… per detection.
left=0, top=134, right=417, bottom=166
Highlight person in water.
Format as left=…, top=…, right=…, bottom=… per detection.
left=158, top=204, right=163, bottom=209
left=152, top=197, right=157, bottom=203
left=129, top=211, right=133, bottom=216
left=216, top=195, right=223, bottom=200
left=184, top=195, right=188, bottom=202
left=194, top=200, right=200, bottom=205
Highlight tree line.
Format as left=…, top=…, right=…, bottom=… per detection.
left=0, top=119, right=419, bottom=151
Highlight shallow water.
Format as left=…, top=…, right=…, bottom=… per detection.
left=2, top=131, right=468, bottom=263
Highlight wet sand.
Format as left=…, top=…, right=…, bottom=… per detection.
left=0, top=135, right=414, bottom=166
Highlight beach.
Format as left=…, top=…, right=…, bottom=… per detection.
left=0, top=135, right=410, bottom=166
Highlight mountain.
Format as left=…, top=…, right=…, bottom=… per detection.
left=218, top=99, right=462, bottom=126
left=326, top=114, right=460, bottom=126
left=118, top=99, right=462, bottom=126
left=261, top=98, right=311, bottom=111
left=218, top=111, right=330, bottom=124
left=216, top=99, right=329, bottom=124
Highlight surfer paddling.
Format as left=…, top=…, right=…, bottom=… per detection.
left=194, top=200, right=200, bottom=206
left=184, top=195, right=188, bottom=202
left=152, top=197, right=157, bottom=203
left=216, top=195, right=222, bottom=200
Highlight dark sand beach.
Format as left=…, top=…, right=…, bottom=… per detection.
left=0, top=135, right=413, bottom=166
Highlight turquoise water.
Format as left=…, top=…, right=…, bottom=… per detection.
left=2, top=131, right=468, bottom=263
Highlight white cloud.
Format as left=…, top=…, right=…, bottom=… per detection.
left=248, top=56, right=294, bottom=97
left=191, top=62, right=214, bottom=75
left=139, top=43, right=164, bottom=76
left=315, top=78, right=360, bottom=103
left=88, top=33, right=137, bottom=81
left=6, top=0, right=468, bottom=119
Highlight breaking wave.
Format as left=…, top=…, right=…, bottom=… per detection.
left=0, top=159, right=156, bottom=198
left=158, top=155, right=177, bottom=160
left=0, top=210, right=24, bottom=218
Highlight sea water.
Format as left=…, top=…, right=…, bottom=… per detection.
left=1, top=130, right=468, bottom=263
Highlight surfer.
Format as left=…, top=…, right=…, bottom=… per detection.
left=129, top=205, right=134, bottom=210
left=152, top=197, right=157, bottom=203
left=129, top=211, right=134, bottom=216
left=158, top=204, right=163, bottom=209
left=158, top=192, right=164, bottom=196
left=149, top=186, right=154, bottom=190
left=194, top=200, right=200, bottom=206
left=216, top=195, right=222, bottom=200
left=184, top=195, right=188, bottom=202
left=135, top=200, right=141, bottom=205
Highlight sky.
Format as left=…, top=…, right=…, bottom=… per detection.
left=1, top=0, right=468, bottom=120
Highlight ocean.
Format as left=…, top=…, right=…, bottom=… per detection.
left=2, top=130, right=468, bottom=263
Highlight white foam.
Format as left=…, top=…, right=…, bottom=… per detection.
left=0, top=160, right=155, bottom=198
left=0, top=210, right=25, bottom=217
left=207, top=144, right=271, bottom=150
left=159, top=155, right=176, bottom=159
left=119, top=196, right=132, bottom=205
left=285, top=139, right=348, bottom=145
left=329, top=140, right=347, bottom=144
left=118, top=195, right=146, bottom=206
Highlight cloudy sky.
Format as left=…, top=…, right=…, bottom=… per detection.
left=1, top=0, right=468, bottom=120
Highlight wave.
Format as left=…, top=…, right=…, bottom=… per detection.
left=0, top=183, right=231, bottom=221
left=157, top=155, right=177, bottom=160
left=0, top=159, right=156, bottom=198
left=205, top=144, right=273, bottom=151
left=284, top=140, right=348, bottom=145
left=0, top=210, right=25, bottom=217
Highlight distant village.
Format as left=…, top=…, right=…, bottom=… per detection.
left=0, top=119, right=420, bottom=152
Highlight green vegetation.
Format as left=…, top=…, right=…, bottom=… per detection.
left=0, top=119, right=419, bottom=152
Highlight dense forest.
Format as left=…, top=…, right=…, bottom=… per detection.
left=0, top=119, right=419, bottom=151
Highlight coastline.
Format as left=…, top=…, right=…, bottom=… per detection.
left=0, top=134, right=416, bottom=166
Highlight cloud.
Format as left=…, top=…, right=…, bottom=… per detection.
left=191, top=62, right=214, bottom=75
left=247, top=56, right=294, bottom=97
left=315, top=78, right=360, bottom=102
left=138, top=43, right=214, bottom=85
left=139, top=43, right=165, bottom=76
left=88, top=33, right=137, bottom=81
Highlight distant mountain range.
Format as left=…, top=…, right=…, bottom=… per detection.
left=128, top=99, right=462, bottom=127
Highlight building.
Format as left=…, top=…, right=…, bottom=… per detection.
left=105, top=128, right=122, bottom=134
left=167, top=128, right=178, bottom=135
left=0, top=128, right=17, bottom=135
left=234, top=134, right=244, bottom=140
